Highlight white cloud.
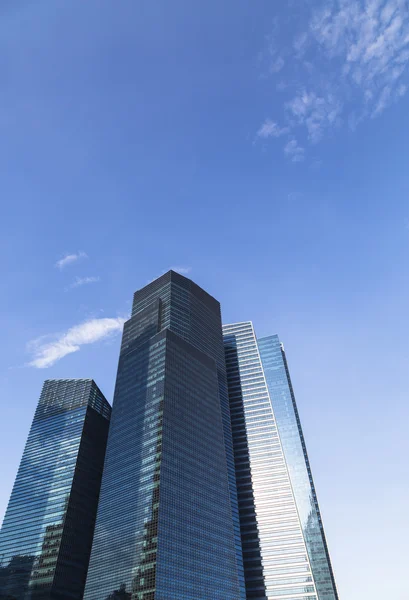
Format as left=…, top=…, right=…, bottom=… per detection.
left=371, top=85, right=392, bottom=116
left=261, top=18, right=286, bottom=76
left=69, top=276, right=101, bottom=289
left=55, top=251, right=87, bottom=270
left=293, top=32, right=309, bottom=58
left=257, top=0, right=409, bottom=159
left=288, top=191, right=304, bottom=201
left=270, top=56, right=285, bottom=73
left=170, top=266, right=192, bottom=275
left=27, top=317, right=126, bottom=368
left=284, top=139, right=305, bottom=162
left=308, top=0, right=409, bottom=117
left=286, top=91, right=342, bottom=142
left=257, top=119, right=289, bottom=139
left=147, top=266, right=193, bottom=284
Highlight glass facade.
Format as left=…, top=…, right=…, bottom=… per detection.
left=0, top=379, right=111, bottom=600
left=223, top=323, right=319, bottom=600
left=258, top=336, right=338, bottom=600
left=84, top=271, right=244, bottom=600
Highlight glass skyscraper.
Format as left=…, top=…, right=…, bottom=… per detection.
left=0, top=379, right=111, bottom=600
left=84, top=271, right=245, bottom=600
left=258, top=336, right=338, bottom=600
left=223, top=323, right=338, bottom=600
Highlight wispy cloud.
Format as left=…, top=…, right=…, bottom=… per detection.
left=257, top=119, right=289, bottom=139
left=27, top=317, right=126, bottom=368
left=286, top=91, right=342, bottom=142
left=55, top=251, right=88, bottom=270
left=261, top=19, right=286, bottom=75
left=309, top=0, right=409, bottom=118
left=258, top=0, right=409, bottom=159
left=69, top=276, right=101, bottom=289
left=146, top=266, right=193, bottom=284
left=284, top=139, right=305, bottom=162
left=170, top=266, right=192, bottom=275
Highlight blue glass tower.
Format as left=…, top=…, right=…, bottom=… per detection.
left=0, top=379, right=111, bottom=600
left=223, top=323, right=338, bottom=600
left=84, top=271, right=245, bottom=600
left=258, top=335, right=338, bottom=600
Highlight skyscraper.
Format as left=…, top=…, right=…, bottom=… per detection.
left=258, top=335, right=338, bottom=600
left=223, top=323, right=338, bottom=600
left=0, top=379, right=111, bottom=600
left=84, top=271, right=245, bottom=600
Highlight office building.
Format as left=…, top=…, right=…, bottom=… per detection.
left=258, top=335, right=338, bottom=599
left=0, top=272, right=339, bottom=600
left=0, top=379, right=111, bottom=600
left=84, top=271, right=245, bottom=600
left=223, top=323, right=338, bottom=600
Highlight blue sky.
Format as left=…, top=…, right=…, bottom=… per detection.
left=1, top=0, right=409, bottom=597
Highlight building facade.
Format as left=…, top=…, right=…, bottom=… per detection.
left=84, top=271, right=245, bottom=600
left=223, top=323, right=338, bottom=600
left=0, top=379, right=111, bottom=600
left=258, top=335, right=338, bottom=600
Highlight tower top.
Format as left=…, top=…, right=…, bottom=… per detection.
left=132, top=269, right=220, bottom=317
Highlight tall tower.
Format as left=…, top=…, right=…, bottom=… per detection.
left=223, top=323, right=338, bottom=600
left=258, top=335, right=338, bottom=600
left=84, top=271, right=245, bottom=600
left=0, top=379, right=111, bottom=600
